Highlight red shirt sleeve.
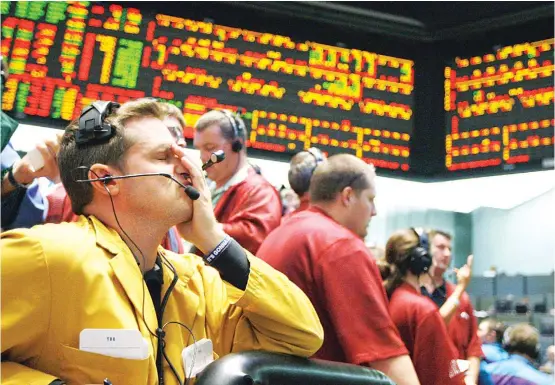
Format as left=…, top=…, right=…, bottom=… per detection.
left=446, top=283, right=483, bottom=359
left=314, top=239, right=407, bottom=365
left=461, top=293, right=483, bottom=358
left=46, top=184, right=79, bottom=224
left=413, top=309, right=466, bottom=385
left=220, top=181, right=282, bottom=254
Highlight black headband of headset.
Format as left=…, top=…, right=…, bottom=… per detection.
left=76, top=101, right=120, bottom=145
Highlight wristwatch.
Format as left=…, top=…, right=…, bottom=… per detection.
left=6, top=166, right=31, bottom=189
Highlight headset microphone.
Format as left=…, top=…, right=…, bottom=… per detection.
left=74, top=151, right=225, bottom=201
left=202, top=150, right=225, bottom=171
left=183, top=185, right=200, bottom=200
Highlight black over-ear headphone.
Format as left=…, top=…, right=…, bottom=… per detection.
left=220, top=109, right=246, bottom=152
left=76, top=101, right=120, bottom=145
left=408, top=228, right=433, bottom=276
left=502, top=325, right=541, bottom=360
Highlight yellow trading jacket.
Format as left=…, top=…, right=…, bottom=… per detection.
left=1, top=216, right=323, bottom=385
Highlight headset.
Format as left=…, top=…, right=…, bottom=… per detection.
left=407, top=228, right=433, bottom=276
left=307, top=147, right=325, bottom=170
left=220, top=109, right=246, bottom=152
left=289, top=147, right=325, bottom=196
left=76, top=101, right=120, bottom=145
left=502, top=325, right=541, bottom=361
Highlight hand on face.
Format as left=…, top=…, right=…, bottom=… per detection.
left=171, top=144, right=226, bottom=254
left=12, top=131, right=63, bottom=184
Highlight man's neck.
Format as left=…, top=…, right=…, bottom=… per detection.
left=90, top=207, right=166, bottom=272
left=431, top=265, right=446, bottom=284
left=298, top=194, right=310, bottom=210
left=421, top=269, right=445, bottom=292
left=215, top=156, right=247, bottom=189
left=404, top=274, right=420, bottom=292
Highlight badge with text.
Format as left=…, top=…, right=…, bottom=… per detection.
left=79, top=329, right=149, bottom=360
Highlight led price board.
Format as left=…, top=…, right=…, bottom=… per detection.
left=1, top=1, right=415, bottom=171
left=445, top=39, right=554, bottom=172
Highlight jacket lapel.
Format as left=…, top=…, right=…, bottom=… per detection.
left=90, top=217, right=158, bottom=353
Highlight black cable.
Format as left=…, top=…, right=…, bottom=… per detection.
left=160, top=337, right=183, bottom=385
left=160, top=256, right=198, bottom=385
left=162, top=321, right=198, bottom=385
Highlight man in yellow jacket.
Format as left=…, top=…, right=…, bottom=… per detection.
left=1, top=98, right=323, bottom=385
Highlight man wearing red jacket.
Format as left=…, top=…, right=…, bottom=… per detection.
left=193, top=110, right=281, bottom=255
left=420, top=230, right=483, bottom=385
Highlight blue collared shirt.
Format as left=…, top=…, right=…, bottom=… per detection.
left=486, top=354, right=553, bottom=385
left=1, top=143, right=52, bottom=229
left=483, top=342, right=510, bottom=364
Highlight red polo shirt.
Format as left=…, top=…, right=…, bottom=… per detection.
left=445, top=282, right=483, bottom=359
left=257, top=207, right=407, bottom=365
left=389, top=283, right=465, bottom=385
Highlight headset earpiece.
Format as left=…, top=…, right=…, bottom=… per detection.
left=221, top=109, right=245, bottom=153
left=231, top=139, right=243, bottom=152
left=408, top=228, right=433, bottom=276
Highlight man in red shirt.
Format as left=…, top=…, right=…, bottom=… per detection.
left=257, top=154, right=420, bottom=385
left=420, top=230, right=482, bottom=385
left=287, top=147, right=326, bottom=215
left=193, top=110, right=281, bottom=255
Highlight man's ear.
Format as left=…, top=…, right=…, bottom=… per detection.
left=88, top=163, right=120, bottom=197
left=339, top=186, right=354, bottom=207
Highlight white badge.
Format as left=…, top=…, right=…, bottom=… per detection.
left=182, top=338, right=214, bottom=378
left=79, top=329, right=149, bottom=360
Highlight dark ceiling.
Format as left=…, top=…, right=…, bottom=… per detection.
left=226, top=1, right=554, bottom=42
left=342, top=1, right=550, bottom=31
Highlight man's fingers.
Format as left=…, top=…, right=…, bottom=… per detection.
left=171, top=144, right=204, bottom=186
left=467, top=255, right=474, bottom=268
left=45, top=138, right=60, bottom=156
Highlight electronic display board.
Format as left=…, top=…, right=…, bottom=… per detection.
left=445, top=39, right=554, bottom=173
left=1, top=1, right=414, bottom=171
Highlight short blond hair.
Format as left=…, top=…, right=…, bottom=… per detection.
left=160, top=102, right=186, bottom=129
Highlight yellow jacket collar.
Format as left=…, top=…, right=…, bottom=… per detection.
left=84, top=215, right=131, bottom=256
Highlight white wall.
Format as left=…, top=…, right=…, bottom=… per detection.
left=471, top=188, right=555, bottom=275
